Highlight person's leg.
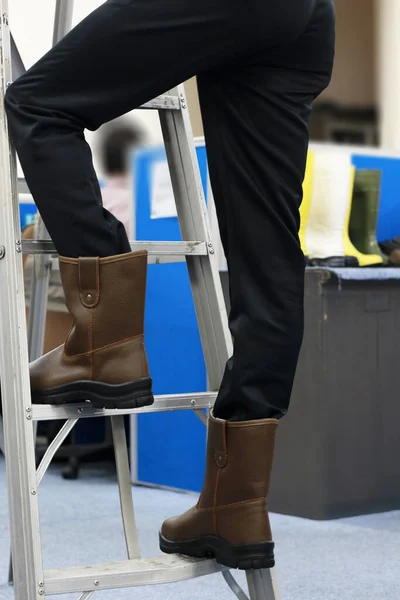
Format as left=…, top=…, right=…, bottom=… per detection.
left=160, top=0, right=335, bottom=568
left=5, top=0, right=320, bottom=408
left=199, top=0, right=336, bottom=421
left=5, top=0, right=260, bottom=406
left=5, top=0, right=258, bottom=258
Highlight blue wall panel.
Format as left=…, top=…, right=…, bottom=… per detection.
left=135, top=146, right=208, bottom=492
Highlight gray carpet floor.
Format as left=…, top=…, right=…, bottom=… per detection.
left=0, top=457, right=399, bottom=599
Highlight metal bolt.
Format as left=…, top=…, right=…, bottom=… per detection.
left=78, top=408, right=84, bottom=414
left=26, top=407, right=31, bottom=412
left=191, top=399, right=196, bottom=406
left=38, top=591, right=44, bottom=596
left=26, top=414, right=32, bottom=420
left=0, top=246, right=5, bottom=259
left=38, top=582, right=44, bottom=587
left=87, top=293, right=92, bottom=299
left=94, top=580, right=99, bottom=586
left=31, top=490, right=36, bottom=496
left=6, top=81, right=12, bottom=87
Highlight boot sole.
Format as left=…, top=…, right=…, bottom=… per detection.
left=308, top=256, right=359, bottom=268
left=159, top=532, right=275, bottom=570
left=32, top=377, right=154, bottom=409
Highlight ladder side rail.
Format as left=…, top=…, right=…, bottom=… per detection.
left=0, top=3, right=44, bottom=598
left=159, top=86, right=232, bottom=391
left=53, top=0, right=75, bottom=46
left=111, top=415, right=141, bottom=560
left=246, top=569, right=281, bottom=600
left=26, top=219, right=52, bottom=361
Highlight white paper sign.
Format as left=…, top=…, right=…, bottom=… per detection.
left=150, top=160, right=177, bottom=219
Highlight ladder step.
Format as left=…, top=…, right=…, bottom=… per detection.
left=44, top=555, right=226, bottom=595
left=22, top=240, right=208, bottom=263
left=32, top=392, right=217, bottom=421
left=140, top=94, right=180, bottom=110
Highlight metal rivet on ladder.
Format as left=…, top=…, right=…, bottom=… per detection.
left=38, top=582, right=44, bottom=587
left=94, top=580, right=99, bottom=586
left=31, top=490, right=36, bottom=496
left=191, top=399, right=196, bottom=406
left=179, top=93, right=187, bottom=109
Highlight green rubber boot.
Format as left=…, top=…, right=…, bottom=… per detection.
left=349, top=170, right=388, bottom=263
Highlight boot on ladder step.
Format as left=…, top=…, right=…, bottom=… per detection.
left=30, top=251, right=154, bottom=409
left=160, top=412, right=278, bottom=570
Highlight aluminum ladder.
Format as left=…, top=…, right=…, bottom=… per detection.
left=0, top=1, right=281, bottom=599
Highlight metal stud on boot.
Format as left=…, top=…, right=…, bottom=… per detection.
left=160, top=412, right=278, bottom=570
left=30, top=251, right=153, bottom=409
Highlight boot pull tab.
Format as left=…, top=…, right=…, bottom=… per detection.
left=214, top=420, right=228, bottom=468
left=78, top=257, right=100, bottom=308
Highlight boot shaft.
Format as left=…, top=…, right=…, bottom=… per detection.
left=199, top=414, right=278, bottom=509
left=349, top=170, right=383, bottom=256
left=59, top=251, right=147, bottom=355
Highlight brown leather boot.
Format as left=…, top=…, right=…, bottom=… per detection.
left=160, top=412, right=278, bottom=569
left=30, top=251, right=153, bottom=409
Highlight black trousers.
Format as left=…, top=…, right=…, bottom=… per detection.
left=5, top=0, right=335, bottom=420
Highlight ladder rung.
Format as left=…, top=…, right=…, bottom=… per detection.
left=140, top=94, right=180, bottom=110
left=44, top=555, right=226, bottom=595
left=32, top=392, right=217, bottom=421
left=22, top=240, right=208, bottom=260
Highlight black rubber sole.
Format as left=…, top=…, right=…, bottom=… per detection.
left=159, top=533, right=275, bottom=570
left=307, top=256, right=359, bottom=268
left=32, top=377, right=154, bottom=409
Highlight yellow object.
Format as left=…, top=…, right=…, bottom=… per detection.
left=299, top=150, right=314, bottom=255
left=343, top=166, right=383, bottom=267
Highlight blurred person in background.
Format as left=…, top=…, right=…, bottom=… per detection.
left=5, top=0, right=335, bottom=571
left=98, top=120, right=143, bottom=239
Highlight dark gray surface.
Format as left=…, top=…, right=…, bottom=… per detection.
left=221, top=269, right=400, bottom=519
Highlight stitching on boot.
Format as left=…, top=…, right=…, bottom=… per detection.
left=213, top=420, right=227, bottom=534
left=64, top=320, right=76, bottom=355
left=213, top=469, right=221, bottom=535
left=63, top=334, right=144, bottom=358
left=228, top=419, right=279, bottom=428
left=60, top=252, right=148, bottom=266
left=215, top=497, right=266, bottom=511
left=214, top=420, right=228, bottom=467
left=78, top=258, right=100, bottom=308
left=89, top=310, right=93, bottom=380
